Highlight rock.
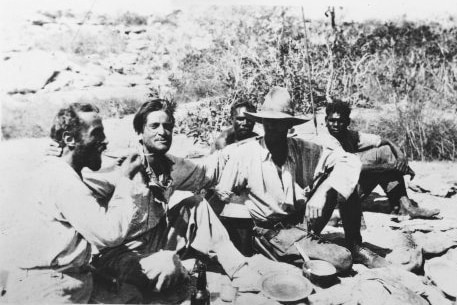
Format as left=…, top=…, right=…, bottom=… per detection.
left=424, top=257, right=457, bottom=299
left=443, top=247, right=457, bottom=263
left=103, top=73, right=148, bottom=87
left=409, top=173, right=457, bottom=197
left=413, top=230, right=457, bottom=255
left=123, top=26, right=147, bottom=35
left=1, top=50, right=69, bottom=94
left=385, top=232, right=423, bottom=273
left=389, top=218, right=457, bottom=233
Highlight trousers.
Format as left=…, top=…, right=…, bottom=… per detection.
left=357, top=145, right=408, bottom=207
left=90, top=195, right=245, bottom=303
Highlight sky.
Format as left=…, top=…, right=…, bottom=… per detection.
left=1, top=0, right=456, bottom=23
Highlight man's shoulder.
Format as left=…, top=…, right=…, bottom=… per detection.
left=289, top=136, right=324, bottom=152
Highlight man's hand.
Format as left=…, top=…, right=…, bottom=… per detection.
left=305, top=185, right=328, bottom=220
left=139, top=250, right=188, bottom=292
left=305, top=182, right=331, bottom=221
left=118, top=153, right=143, bottom=179
left=394, top=157, right=409, bottom=175
left=45, top=140, right=63, bottom=157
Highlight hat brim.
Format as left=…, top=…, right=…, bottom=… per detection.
left=245, top=111, right=311, bottom=126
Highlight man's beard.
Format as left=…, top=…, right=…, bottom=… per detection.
left=74, top=142, right=102, bottom=171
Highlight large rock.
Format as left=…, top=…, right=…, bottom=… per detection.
left=424, top=257, right=457, bottom=299
left=1, top=50, right=69, bottom=94
left=413, top=230, right=457, bottom=255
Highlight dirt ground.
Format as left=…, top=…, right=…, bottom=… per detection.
left=1, top=114, right=456, bottom=303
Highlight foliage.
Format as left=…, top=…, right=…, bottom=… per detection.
left=166, top=7, right=457, bottom=160
left=114, top=11, right=148, bottom=26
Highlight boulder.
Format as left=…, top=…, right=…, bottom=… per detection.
left=413, top=230, right=457, bottom=255
left=1, top=50, right=69, bottom=94
left=424, top=257, right=457, bottom=299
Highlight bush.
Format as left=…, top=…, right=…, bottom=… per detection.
left=167, top=7, right=457, bottom=159
left=114, top=12, right=148, bottom=26
left=353, top=108, right=457, bottom=161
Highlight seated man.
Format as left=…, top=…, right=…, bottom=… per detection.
left=209, top=100, right=259, bottom=256
left=76, top=100, right=253, bottom=302
left=215, top=87, right=387, bottom=273
left=3, top=103, right=142, bottom=303
left=211, top=100, right=258, bottom=152
left=325, top=100, right=439, bottom=218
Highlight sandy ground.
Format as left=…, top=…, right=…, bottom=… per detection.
left=1, top=114, right=456, bottom=303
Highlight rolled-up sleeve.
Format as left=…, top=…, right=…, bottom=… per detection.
left=169, top=150, right=229, bottom=192
left=315, top=148, right=362, bottom=199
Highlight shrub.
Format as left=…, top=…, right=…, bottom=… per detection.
left=114, top=12, right=148, bottom=26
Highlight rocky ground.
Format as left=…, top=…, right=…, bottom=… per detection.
left=1, top=7, right=457, bottom=305
left=1, top=112, right=457, bottom=303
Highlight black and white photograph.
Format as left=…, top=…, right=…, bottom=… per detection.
left=1, top=0, right=457, bottom=304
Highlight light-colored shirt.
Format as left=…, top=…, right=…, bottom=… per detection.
left=81, top=149, right=246, bottom=277
left=83, top=150, right=229, bottom=241
left=9, top=158, right=137, bottom=271
left=319, top=130, right=382, bottom=153
left=215, top=137, right=362, bottom=223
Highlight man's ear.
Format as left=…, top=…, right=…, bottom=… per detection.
left=62, top=131, right=76, bottom=149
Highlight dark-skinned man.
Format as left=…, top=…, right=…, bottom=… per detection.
left=214, top=87, right=388, bottom=273
left=324, top=100, right=439, bottom=218
left=209, top=100, right=259, bottom=256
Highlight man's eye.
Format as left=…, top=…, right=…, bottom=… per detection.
left=163, top=123, right=173, bottom=130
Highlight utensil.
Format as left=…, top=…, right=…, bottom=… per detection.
left=260, top=272, right=313, bottom=302
left=294, top=242, right=338, bottom=287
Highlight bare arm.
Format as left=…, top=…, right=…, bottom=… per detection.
left=379, top=138, right=409, bottom=174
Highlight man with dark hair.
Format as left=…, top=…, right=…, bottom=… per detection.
left=211, top=100, right=258, bottom=152
left=4, top=103, right=142, bottom=303
left=208, top=100, right=258, bottom=256
left=82, top=99, right=253, bottom=302
left=214, top=87, right=385, bottom=274
left=325, top=100, right=439, bottom=218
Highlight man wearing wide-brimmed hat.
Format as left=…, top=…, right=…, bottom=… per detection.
left=215, top=87, right=388, bottom=272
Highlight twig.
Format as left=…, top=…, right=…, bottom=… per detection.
left=301, top=7, right=317, bottom=135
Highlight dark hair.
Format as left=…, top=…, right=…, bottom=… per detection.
left=325, top=99, right=351, bottom=120
left=230, top=100, right=256, bottom=118
left=50, top=103, right=99, bottom=146
left=133, top=99, right=176, bottom=134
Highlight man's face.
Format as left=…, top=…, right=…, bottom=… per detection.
left=141, top=110, right=173, bottom=155
left=232, top=106, right=255, bottom=140
left=74, top=112, right=107, bottom=171
left=262, top=119, right=290, bottom=142
left=326, top=112, right=349, bottom=138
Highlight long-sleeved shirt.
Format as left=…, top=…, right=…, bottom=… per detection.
left=82, top=149, right=246, bottom=277
left=83, top=150, right=229, bottom=241
left=9, top=157, right=137, bottom=271
left=215, top=137, right=362, bottom=223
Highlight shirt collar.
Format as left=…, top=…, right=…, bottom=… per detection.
left=258, top=137, right=295, bottom=164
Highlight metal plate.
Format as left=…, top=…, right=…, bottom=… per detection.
left=261, top=272, right=313, bottom=302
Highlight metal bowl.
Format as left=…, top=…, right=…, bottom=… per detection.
left=302, top=260, right=338, bottom=287
left=261, top=272, right=313, bottom=302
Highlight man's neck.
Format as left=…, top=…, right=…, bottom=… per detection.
left=264, top=137, right=288, bottom=167
left=61, top=150, right=83, bottom=178
left=145, top=153, right=168, bottom=175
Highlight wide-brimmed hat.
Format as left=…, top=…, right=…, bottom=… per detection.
left=245, top=87, right=311, bottom=126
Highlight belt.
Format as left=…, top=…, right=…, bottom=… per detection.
left=254, top=213, right=303, bottom=230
